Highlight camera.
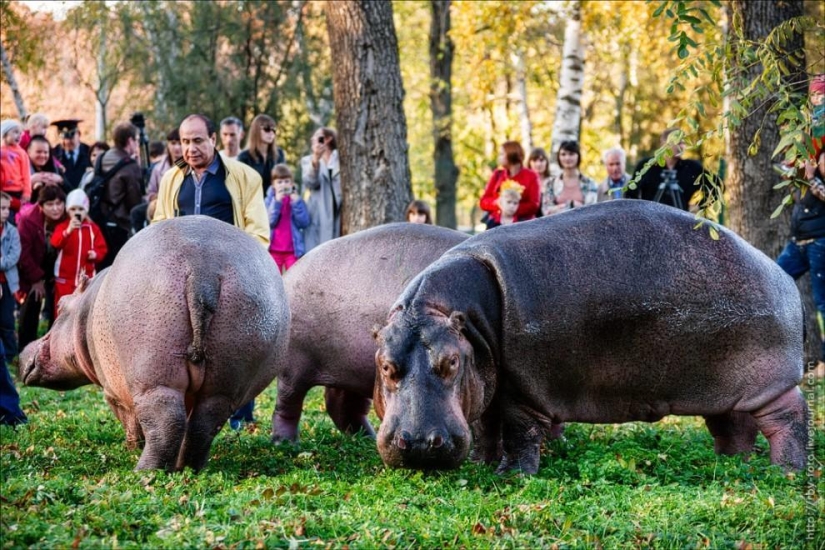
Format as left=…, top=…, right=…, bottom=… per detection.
left=317, top=136, right=325, bottom=144
left=661, top=169, right=678, bottom=184
left=291, top=186, right=298, bottom=194
left=74, top=213, right=82, bottom=222
left=129, top=112, right=146, bottom=130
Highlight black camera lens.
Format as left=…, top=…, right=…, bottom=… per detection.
left=317, top=137, right=325, bottom=144
left=74, top=213, right=82, bottom=221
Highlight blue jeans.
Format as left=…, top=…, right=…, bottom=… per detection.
left=0, top=339, right=26, bottom=425
left=776, top=238, right=825, bottom=360
left=0, top=281, right=17, bottom=364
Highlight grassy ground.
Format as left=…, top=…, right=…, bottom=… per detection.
left=1, top=378, right=823, bottom=549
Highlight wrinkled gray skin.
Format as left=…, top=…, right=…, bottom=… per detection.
left=374, top=200, right=808, bottom=474
left=272, top=223, right=468, bottom=443
left=20, top=216, right=290, bottom=472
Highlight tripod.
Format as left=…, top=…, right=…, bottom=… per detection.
left=653, top=169, right=683, bottom=210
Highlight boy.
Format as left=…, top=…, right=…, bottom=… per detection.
left=485, top=180, right=525, bottom=229
left=50, top=189, right=107, bottom=318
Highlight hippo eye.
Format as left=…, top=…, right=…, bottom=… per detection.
left=381, top=361, right=398, bottom=381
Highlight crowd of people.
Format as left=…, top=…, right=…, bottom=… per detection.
left=0, top=112, right=347, bottom=428
left=1, top=75, right=823, bottom=426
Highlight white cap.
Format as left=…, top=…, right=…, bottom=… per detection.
left=66, top=189, right=89, bottom=211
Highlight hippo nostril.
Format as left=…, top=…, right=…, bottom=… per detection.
left=396, top=431, right=411, bottom=450
left=428, top=433, right=444, bottom=449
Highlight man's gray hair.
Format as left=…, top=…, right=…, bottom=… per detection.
left=220, top=116, right=244, bottom=131
left=601, top=146, right=626, bottom=165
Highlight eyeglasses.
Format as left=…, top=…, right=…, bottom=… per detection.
left=262, top=126, right=276, bottom=133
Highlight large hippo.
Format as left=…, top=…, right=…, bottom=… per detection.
left=373, top=200, right=808, bottom=474
left=20, top=216, right=290, bottom=471
left=272, top=223, right=468, bottom=443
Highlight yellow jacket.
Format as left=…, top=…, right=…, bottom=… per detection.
left=152, top=154, right=270, bottom=247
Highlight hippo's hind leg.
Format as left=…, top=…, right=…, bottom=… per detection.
left=133, top=387, right=186, bottom=471
left=324, top=387, right=375, bottom=438
left=703, top=411, right=758, bottom=457
left=750, top=387, right=808, bottom=471
left=271, top=376, right=313, bottom=444
left=178, top=394, right=233, bottom=472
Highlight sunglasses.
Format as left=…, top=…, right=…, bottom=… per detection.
left=262, top=126, right=276, bottom=133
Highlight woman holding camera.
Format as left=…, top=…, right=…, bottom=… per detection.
left=301, top=127, right=341, bottom=252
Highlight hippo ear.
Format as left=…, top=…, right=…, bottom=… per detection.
left=372, top=350, right=386, bottom=420
left=76, top=273, right=91, bottom=294
left=448, top=311, right=466, bottom=334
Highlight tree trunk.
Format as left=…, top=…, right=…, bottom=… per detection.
left=512, top=50, right=533, bottom=152
left=95, top=19, right=107, bottom=140
left=0, top=41, right=27, bottom=120
left=725, top=0, right=816, bottom=361
left=325, top=0, right=412, bottom=233
left=550, top=0, right=584, bottom=167
left=429, top=0, right=458, bottom=229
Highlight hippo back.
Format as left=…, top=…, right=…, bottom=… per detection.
left=281, top=223, right=468, bottom=390
left=91, top=216, right=289, bottom=405
left=444, top=200, right=802, bottom=419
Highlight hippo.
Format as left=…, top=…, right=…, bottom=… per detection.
left=20, top=216, right=290, bottom=472
left=373, top=200, right=808, bottom=474
left=271, top=222, right=468, bottom=443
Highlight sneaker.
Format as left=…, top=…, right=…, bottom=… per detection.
left=0, top=414, right=28, bottom=427
left=229, top=418, right=243, bottom=431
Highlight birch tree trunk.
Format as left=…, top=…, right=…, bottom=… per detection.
left=324, top=0, right=412, bottom=233
left=95, top=20, right=107, bottom=140
left=512, top=50, right=533, bottom=152
left=724, top=0, right=815, bottom=360
left=0, top=41, right=27, bottom=120
left=550, top=0, right=584, bottom=167
left=430, top=0, right=458, bottom=229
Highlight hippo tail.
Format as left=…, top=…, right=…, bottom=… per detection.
left=185, top=272, right=219, bottom=365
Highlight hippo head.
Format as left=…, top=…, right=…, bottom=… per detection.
left=373, top=306, right=487, bottom=470
left=20, top=278, right=94, bottom=391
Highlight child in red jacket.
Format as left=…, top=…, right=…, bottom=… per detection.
left=50, top=189, right=107, bottom=317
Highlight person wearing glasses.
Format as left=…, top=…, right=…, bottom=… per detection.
left=237, top=114, right=286, bottom=196
left=301, top=127, right=341, bottom=252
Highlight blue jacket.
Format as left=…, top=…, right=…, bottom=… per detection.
left=0, top=221, right=21, bottom=293
left=265, top=187, right=311, bottom=258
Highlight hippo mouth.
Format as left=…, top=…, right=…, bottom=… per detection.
left=378, top=429, right=471, bottom=470
left=20, top=338, right=49, bottom=386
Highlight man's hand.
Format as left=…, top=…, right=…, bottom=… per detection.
left=30, top=280, right=46, bottom=301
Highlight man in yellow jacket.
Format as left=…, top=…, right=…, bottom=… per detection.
left=152, top=114, right=269, bottom=247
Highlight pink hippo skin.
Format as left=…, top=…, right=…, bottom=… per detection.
left=374, top=201, right=809, bottom=474
left=271, top=223, right=468, bottom=443
left=20, top=216, right=290, bottom=472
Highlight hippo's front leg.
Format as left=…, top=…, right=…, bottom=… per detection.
left=133, top=386, right=187, bottom=471
left=495, top=404, right=544, bottom=475
left=469, top=396, right=503, bottom=465
left=105, top=394, right=144, bottom=450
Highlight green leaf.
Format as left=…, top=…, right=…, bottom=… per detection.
left=708, top=226, right=719, bottom=240
left=771, top=202, right=787, bottom=219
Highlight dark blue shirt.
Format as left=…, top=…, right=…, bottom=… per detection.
left=177, top=155, right=234, bottom=225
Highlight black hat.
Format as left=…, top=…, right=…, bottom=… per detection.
left=52, top=119, right=82, bottom=138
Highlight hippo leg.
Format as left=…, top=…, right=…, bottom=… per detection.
left=177, top=395, right=233, bottom=472
left=547, top=421, right=566, bottom=441
left=105, top=394, right=145, bottom=450
left=469, top=398, right=503, bottom=465
left=133, top=387, right=187, bottom=471
left=324, top=387, right=375, bottom=437
left=750, top=387, right=808, bottom=471
left=495, top=405, right=543, bottom=475
left=703, top=411, right=758, bottom=457
left=271, top=378, right=312, bottom=444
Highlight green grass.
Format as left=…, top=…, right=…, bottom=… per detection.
left=2, top=380, right=823, bottom=549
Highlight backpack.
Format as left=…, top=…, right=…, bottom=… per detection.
left=86, top=152, right=136, bottom=227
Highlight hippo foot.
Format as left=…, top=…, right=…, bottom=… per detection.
left=751, top=387, right=808, bottom=471
left=494, top=450, right=540, bottom=475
